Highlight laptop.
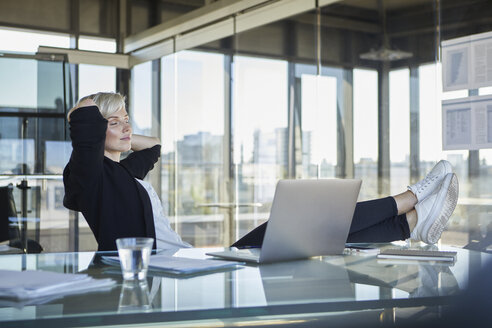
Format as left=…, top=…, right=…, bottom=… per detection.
left=206, top=178, right=361, bottom=263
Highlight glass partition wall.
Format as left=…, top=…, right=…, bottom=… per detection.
left=0, top=53, right=75, bottom=252
left=161, top=52, right=226, bottom=246
left=156, top=0, right=492, bottom=250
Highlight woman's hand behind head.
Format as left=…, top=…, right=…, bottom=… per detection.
left=67, top=98, right=97, bottom=122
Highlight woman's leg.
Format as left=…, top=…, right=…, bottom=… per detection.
left=406, top=209, right=417, bottom=231
left=393, top=191, right=418, bottom=215
left=232, top=193, right=417, bottom=247
left=347, top=214, right=411, bottom=243
left=348, top=191, right=416, bottom=234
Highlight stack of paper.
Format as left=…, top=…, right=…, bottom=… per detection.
left=0, top=269, right=116, bottom=305
left=102, top=254, right=242, bottom=276
left=377, top=249, right=458, bottom=262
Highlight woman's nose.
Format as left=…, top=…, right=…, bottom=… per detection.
left=123, top=122, right=131, bottom=132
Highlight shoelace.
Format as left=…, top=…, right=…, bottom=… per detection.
left=416, top=175, right=438, bottom=192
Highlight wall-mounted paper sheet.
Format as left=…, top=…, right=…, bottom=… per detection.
left=442, top=95, right=492, bottom=150
left=442, top=31, right=492, bottom=91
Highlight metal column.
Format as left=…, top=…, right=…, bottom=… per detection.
left=468, top=89, right=480, bottom=177
left=287, top=62, right=296, bottom=179
left=149, top=59, right=162, bottom=198
left=116, top=0, right=130, bottom=102
left=337, top=69, right=354, bottom=179
left=378, top=62, right=391, bottom=195
left=409, top=66, right=420, bottom=182
left=223, top=54, right=234, bottom=246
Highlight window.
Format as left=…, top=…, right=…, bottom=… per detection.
left=389, top=68, right=410, bottom=195
left=78, top=36, right=117, bottom=53
left=131, top=62, right=152, bottom=135
left=161, top=51, right=225, bottom=246
left=78, top=36, right=117, bottom=98
left=300, top=74, right=337, bottom=179
left=0, top=28, right=69, bottom=53
left=354, top=69, right=378, bottom=199
left=0, top=56, right=67, bottom=174
left=78, top=65, right=116, bottom=97
left=233, top=56, right=288, bottom=240
left=0, top=52, right=73, bottom=252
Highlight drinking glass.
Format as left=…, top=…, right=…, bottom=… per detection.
left=116, top=237, right=154, bottom=280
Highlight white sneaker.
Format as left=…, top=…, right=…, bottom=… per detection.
left=408, top=160, right=453, bottom=202
left=412, top=173, right=459, bottom=244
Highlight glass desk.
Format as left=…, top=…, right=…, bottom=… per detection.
left=0, top=245, right=491, bottom=327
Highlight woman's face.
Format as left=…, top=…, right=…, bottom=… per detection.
left=104, top=107, right=132, bottom=160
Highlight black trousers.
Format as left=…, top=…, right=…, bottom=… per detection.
left=232, top=196, right=410, bottom=247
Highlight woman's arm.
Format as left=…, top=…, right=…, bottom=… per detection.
left=67, top=98, right=97, bottom=121
left=63, top=102, right=107, bottom=213
left=131, top=134, right=161, bottom=151
left=121, top=136, right=161, bottom=179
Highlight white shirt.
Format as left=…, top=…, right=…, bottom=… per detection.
left=135, top=179, right=192, bottom=250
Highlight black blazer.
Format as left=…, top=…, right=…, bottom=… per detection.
left=63, top=106, right=160, bottom=251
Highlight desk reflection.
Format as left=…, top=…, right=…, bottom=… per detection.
left=258, top=259, right=354, bottom=304
left=0, top=247, right=488, bottom=328
left=118, top=280, right=152, bottom=313
left=332, top=254, right=460, bottom=299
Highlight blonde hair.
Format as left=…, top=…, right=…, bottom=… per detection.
left=67, top=92, right=126, bottom=121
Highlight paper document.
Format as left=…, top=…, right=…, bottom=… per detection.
left=377, top=249, right=457, bottom=262
left=442, top=95, right=492, bottom=150
left=102, top=254, right=243, bottom=275
left=442, top=30, right=492, bottom=91
left=0, top=270, right=116, bottom=303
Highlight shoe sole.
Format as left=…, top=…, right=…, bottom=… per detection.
left=421, top=173, right=459, bottom=244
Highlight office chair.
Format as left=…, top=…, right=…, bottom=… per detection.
left=0, top=184, right=43, bottom=253
left=463, top=222, right=492, bottom=254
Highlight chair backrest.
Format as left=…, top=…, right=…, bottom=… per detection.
left=0, top=184, right=43, bottom=253
left=0, top=184, right=20, bottom=242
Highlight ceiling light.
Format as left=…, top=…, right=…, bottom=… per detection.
left=360, top=47, right=413, bottom=61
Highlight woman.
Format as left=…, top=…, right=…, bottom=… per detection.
left=63, top=92, right=190, bottom=251
left=64, top=92, right=458, bottom=251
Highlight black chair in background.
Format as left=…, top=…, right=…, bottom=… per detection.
left=463, top=221, right=492, bottom=254
left=0, top=184, right=43, bottom=253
